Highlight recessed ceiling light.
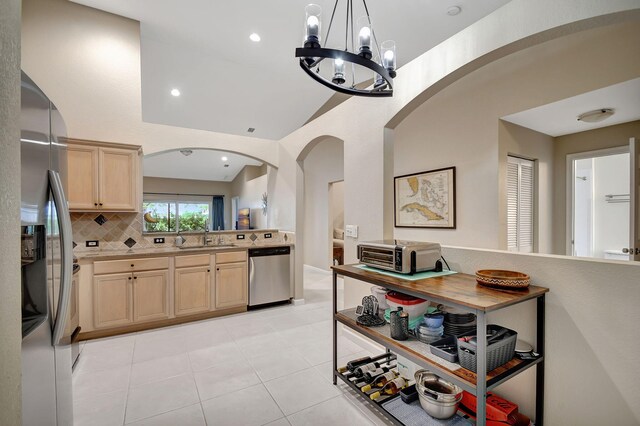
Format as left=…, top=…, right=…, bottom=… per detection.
left=224, top=164, right=230, bottom=168
left=221, top=156, right=228, bottom=161
left=577, top=108, right=615, bottom=123
left=447, top=6, right=462, bottom=16
left=247, top=127, right=255, bottom=133
left=249, top=33, right=261, bottom=42
left=170, top=88, right=181, bottom=97
left=179, top=149, right=192, bottom=156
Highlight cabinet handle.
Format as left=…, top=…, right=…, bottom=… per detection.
left=99, top=203, right=103, bottom=206
left=128, top=276, right=132, bottom=280
left=94, top=203, right=98, bottom=207
left=133, top=276, right=137, bottom=280
left=216, top=268, right=220, bottom=271
left=207, top=269, right=210, bottom=272
left=131, top=264, right=134, bottom=267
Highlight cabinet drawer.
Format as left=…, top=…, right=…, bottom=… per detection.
left=94, top=257, right=169, bottom=274
left=175, top=254, right=210, bottom=268
left=216, top=251, right=247, bottom=264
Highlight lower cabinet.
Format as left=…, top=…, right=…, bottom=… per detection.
left=215, top=261, right=247, bottom=309
left=133, top=270, right=169, bottom=322
left=94, top=269, right=169, bottom=329
left=93, top=272, right=133, bottom=329
left=175, top=266, right=211, bottom=316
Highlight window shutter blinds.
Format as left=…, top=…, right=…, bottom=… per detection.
left=507, top=156, right=535, bottom=253
left=507, top=162, right=519, bottom=251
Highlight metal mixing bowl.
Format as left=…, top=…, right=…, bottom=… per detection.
left=414, top=370, right=463, bottom=419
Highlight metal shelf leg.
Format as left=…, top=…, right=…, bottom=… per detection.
left=536, top=294, right=545, bottom=426
left=332, top=270, right=338, bottom=385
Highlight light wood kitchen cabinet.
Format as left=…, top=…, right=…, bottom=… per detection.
left=175, top=266, right=211, bottom=316
left=215, top=261, right=247, bottom=309
left=133, top=270, right=169, bottom=322
left=66, top=139, right=140, bottom=212
left=92, top=257, right=169, bottom=329
left=67, top=145, right=99, bottom=210
left=93, top=272, right=133, bottom=329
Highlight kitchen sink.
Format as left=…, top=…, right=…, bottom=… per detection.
left=178, top=244, right=236, bottom=250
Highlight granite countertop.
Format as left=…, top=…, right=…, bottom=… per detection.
left=75, top=242, right=293, bottom=262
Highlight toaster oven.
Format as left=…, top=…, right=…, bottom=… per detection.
left=357, top=240, right=442, bottom=274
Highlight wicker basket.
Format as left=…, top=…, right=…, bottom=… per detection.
left=457, top=325, right=517, bottom=373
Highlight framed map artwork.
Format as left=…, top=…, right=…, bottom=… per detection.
left=394, top=167, right=456, bottom=229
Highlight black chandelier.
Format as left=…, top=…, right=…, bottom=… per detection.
left=294, top=1, right=396, bottom=97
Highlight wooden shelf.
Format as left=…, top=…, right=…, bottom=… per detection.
left=332, top=264, right=548, bottom=312
left=336, top=308, right=543, bottom=394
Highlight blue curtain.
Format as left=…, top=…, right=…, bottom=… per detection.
left=212, top=196, right=224, bottom=230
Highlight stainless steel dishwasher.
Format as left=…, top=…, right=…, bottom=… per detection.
left=248, top=246, right=292, bottom=307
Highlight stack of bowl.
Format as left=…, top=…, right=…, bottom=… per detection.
left=416, top=313, right=444, bottom=344
left=414, top=370, right=463, bottom=420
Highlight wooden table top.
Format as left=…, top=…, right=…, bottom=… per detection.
left=332, top=264, right=548, bottom=312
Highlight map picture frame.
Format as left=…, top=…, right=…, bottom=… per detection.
left=394, top=166, right=456, bottom=229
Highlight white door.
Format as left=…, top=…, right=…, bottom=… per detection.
left=568, top=147, right=630, bottom=260
left=626, top=138, right=640, bottom=261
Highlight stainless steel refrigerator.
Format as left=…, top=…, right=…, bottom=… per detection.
left=20, top=71, right=75, bottom=426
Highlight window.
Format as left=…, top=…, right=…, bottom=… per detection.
left=143, top=194, right=216, bottom=233
left=507, top=156, right=535, bottom=253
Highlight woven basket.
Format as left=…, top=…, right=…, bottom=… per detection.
left=475, top=269, right=530, bottom=289
left=457, top=325, right=517, bottom=373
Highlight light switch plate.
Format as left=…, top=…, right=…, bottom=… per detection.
left=345, top=225, right=358, bottom=238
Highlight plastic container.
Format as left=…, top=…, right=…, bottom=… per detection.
left=385, top=291, right=429, bottom=321
left=370, top=286, right=389, bottom=311
left=457, top=324, right=517, bottom=373
left=429, top=335, right=458, bottom=363
left=424, top=314, right=444, bottom=328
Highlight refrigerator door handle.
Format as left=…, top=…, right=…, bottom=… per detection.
left=249, top=257, right=255, bottom=292
left=49, top=170, right=73, bottom=346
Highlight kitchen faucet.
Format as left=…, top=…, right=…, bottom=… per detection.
left=203, top=220, right=212, bottom=246
left=215, top=226, right=224, bottom=245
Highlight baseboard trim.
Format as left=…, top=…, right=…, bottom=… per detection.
left=292, top=298, right=305, bottom=306
left=78, top=306, right=247, bottom=341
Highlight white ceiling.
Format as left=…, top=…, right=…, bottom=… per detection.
left=71, top=0, right=511, bottom=140
left=502, top=78, right=640, bottom=137
left=143, top=149, right=262, bottom=182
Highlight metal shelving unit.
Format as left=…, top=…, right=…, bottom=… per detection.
left=331, top=264, right=548, bottom=426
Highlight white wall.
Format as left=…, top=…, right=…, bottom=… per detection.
left=21, top=0, right=278, bottom=166
left=553, top=121, right=640, bottom=254
left=441, top=246, right=640, bottom=424
left=330, top=180, right=345, bottom=231
left=302, top=138, right=344, bottom=270
left=593, top=153, right=630, bottom=257
left=230, top=166, right=269, bottom=230
left=0, top=0, right=23, bottom=422
left=392, top=22, right=639, bottom=252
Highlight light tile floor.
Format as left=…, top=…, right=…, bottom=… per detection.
left=73, top=266, right=388, bottom=426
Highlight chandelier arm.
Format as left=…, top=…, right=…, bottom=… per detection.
left=350, top=0, right=356, bottom=86
left=344, top=0, right=350, bottom=51
left=325, top=0, right=339, bottom=47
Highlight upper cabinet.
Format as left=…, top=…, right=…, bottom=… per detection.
left=66, top=139, right=141, bottom=212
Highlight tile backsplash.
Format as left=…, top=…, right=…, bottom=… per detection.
left=71, top=212, right=292, bottom=253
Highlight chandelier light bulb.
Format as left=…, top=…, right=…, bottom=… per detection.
left=332, top=58, right=346, bottom=85
left=304, top=4, right=322, bottom=47
left=359, top=26, right=371, bottom=48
